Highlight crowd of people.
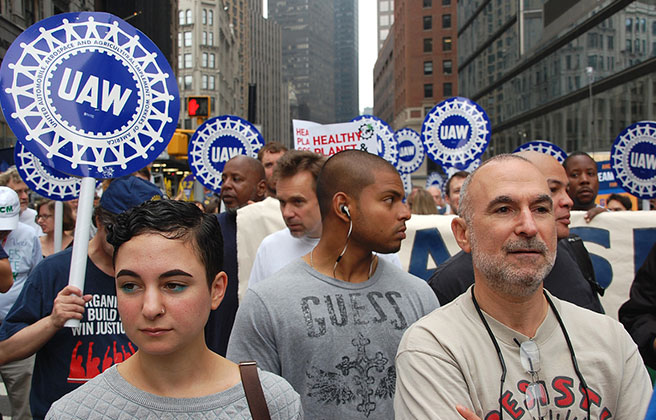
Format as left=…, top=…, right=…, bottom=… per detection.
left=0, top=143, right=650, bottom=419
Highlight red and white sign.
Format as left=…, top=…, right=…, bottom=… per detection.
left=293, top=119, right=378, bottom=156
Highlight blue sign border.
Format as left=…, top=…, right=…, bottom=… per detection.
left=611, top=121, right=656, bottom=199
left=422, top=97, right=490, bottom=168
left=351, top=115, right=398, bottom=166
left=188, top=115, right=264, bottom=194
left=513, top=141, right=568, bottom=163
left=394, top=128, right=425, bottom=174
left=0, top=12, right=180, bottom=178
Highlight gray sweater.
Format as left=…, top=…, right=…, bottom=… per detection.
left=45, top=365, right=303, bottom=419
left=227, top=258, right=439, bottom=419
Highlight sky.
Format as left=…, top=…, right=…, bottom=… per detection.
left=358, top=0, right=377, bottom=113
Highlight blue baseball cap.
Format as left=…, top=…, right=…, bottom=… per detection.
left=100, top=176, right=162, bottom=215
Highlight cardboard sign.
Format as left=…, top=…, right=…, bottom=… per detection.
left=351, top=115, right=398, bottom=166
left=611, top=121, right=656, bottom=199
left=293, top=119, right=376, bottom=156
left=188, top=115, right=264, bottom=194
left=395, top=128, right=425, bottom=174
left=422, top=97, right=490, bottom=168
left=0, top=12, right=179, bottom=178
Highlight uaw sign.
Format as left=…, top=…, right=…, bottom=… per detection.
left=422, top=97, right=490, bottom=168
left=351, top=115, right=399, bottom=166
left=188, top=115, right=264, bottom=193
left=394, top=128, right=425, bottom=174
left=0, top=12, right=180, bottom=178
left=514, top=140, right=568, bottom=164
left=293, top=120, right=376, bottom=156
left=14, top=141, right=94, bottom=201
left=611, top=121, right=656, bottom=199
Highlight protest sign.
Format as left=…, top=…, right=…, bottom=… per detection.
left=293, top=119, right=376, bottom=156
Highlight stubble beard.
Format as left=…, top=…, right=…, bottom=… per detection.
left=471, top=233, right=556, bottom=297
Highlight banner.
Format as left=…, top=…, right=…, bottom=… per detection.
left=293, top=120, right=375, bottom=156
left=237, top=204, right=656, bottom=319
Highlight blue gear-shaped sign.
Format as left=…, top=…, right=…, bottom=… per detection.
left=422, top=97, right=490, bottom=167
left=0, top=12, right=180, bottom=178
left=400, top=173, right=413, bottom=197
left=611, top=121, right=656, bottom=199
left=188, top=115, right=264, bottom=193
left=14, top=140, right=97, bottom=201
left=351, top=115, right=398, bottom=166
left=514, top=141, right=568, bottom=163
left=394, top=128, right=425, bottom=174
left=425, top=171, right=445, bottom=192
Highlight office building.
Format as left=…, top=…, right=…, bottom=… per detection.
left=334, top=0, right=359, bottom=122
left=377, top=0, right=394, bottom=52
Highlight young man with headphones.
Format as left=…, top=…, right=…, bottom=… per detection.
left=228, top=150, right=438, bottom=419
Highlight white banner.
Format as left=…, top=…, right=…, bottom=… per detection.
left=237, top=204, right=656, bottom=319
left=293, top=119, right=377, bottom=156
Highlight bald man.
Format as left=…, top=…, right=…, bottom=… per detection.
left=428, top=151, right=604, bottom=312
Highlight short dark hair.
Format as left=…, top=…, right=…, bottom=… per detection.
left=36, top=199, right=75, bottom=231
left=257, top=142, right=288, bottom=161
left=106, top=200, right=223, bottom=287
left=563, top=151, right=595, bottom=171
left=608, top=193, right=632, bottom=210
left=273, top=150, right=327, bottom=188
left=316, top=150, right=398, bottom=219
left=445, top=171, right=469, bottom=197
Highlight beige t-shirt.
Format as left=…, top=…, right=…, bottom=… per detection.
left=394, top=287, right=652, bottom=420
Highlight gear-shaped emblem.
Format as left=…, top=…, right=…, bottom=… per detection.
left=514, top=141, right=568, bottom=163
left=351, top=115, right=398, bottom=166
left=400, top=173, right=413, bottom=197
left=14, top=141, right=97, bottom=201
left=611, top=121, right=656, bottom=199
left=394, top=128, right=425, bottom=174
left=0, top=12, right=179, bottom=178
left=188, top=115, right=264, bottom=193
left=425, top=171, right=445, bottom=193
left=422, top=97, right=490, bottom=168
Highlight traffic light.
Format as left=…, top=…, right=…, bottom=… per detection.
left=187, top=96, right=210, bottom=117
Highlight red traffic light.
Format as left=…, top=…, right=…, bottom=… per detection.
left=188, top=96, right=210, bottom=117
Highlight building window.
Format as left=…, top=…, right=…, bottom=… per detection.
left=210, top=53, right=215, bottom=68
left=424, top=84, right=433, bottom=98
left=380, top=14, right=389, bottom=26
left=184, top=75, right=192, bottom=90
left=202, top=31, right=207, bottom=45
left=209, top=76, right=215, bottom=90
left=626, top=39, right=632, bottom=52
left=202, top=52, right=208, bottom=67
left=607, top=35, right=614, bottom=49
left=179, top=10, right=185, bottom=25
left=626, top=18, right=632, bottom=33
left=380, top=1, right=389, bottom=12
left=177, top=32, right=182, bottom=48
left=202, top=9, right=207, bottom=24
left=209, top=32, right=214, bottom=46
left=443, top=82, right=453, bottom=97
left=424, top=61, right=433, bottom=75
left=177, top=54, right=182, bottom=70
left=209, top=10, right=214, bottom=25
left=423, top=0, right=432, bottom=7
left=442, top=0, right=451, bottom=5
left=202, top=74, right=208, bottom=90
left=184, top=53, right=192, bottom=68
left=186, top=9, right=192, bottom=24
left=423, top=16, right=432, bottom=30
left=184, top=31, right=192, bottom=47
left=442, top=37, right=452, bottom=51
left=442, top=14, right=451, bottom=29
left=443, top=59, right=452, bottom=74
left=423, top=38, right=433, bottom=53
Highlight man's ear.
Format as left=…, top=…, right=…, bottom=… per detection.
left=255, top=179, right=267, bottom=200
left=451, top=217, right=471, bottom=253
left=210, top=271, right=228, bottom=310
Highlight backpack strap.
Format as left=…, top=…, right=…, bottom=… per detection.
left=567, top=234, right=605, bottom=296
left=239, top=361, right=272, bottom=420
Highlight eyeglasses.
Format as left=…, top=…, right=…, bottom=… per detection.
left=35, top=214, right=52, bottom=221
left=471, top=288, right=591, bottom=420
left=517, top=340, right=547, bottom=419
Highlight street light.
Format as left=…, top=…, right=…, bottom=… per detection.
left=586, top=66, right=595, bottom=153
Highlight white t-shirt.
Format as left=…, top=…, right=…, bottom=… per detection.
left=20, top=207, right=43, bottom=236
left=248, top=228, right=403, bottom=288
left=394, top=287, right=652, bottom=420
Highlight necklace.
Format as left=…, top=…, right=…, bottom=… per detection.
left=310, top=248, right=376, bottom=280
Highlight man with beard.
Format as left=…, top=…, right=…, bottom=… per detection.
left=394, top=155, right=650, bottom=420
left=429, top=151, right=603, bottom=312
left=228, top=150, right=438, bottom=419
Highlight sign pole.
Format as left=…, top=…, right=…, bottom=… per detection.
left=63, top=177, right=95, bottom=328
left=54, top=200, right=63, bottom=253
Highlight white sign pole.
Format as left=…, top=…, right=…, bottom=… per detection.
left=64, top=177, right=96, bottom=328
left=54, top=200, right=63, bottom=253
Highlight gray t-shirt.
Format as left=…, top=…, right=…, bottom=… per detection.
left=227, top=258, right=439, bottom=419
left=45, top=365, right=303, bottom=419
